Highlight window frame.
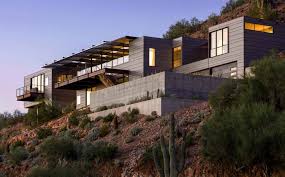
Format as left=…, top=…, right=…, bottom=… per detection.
left=210, top=27, right=229, bottom=58
left=244, top=22, right=274, bottom=34
left=172, top=46, right=182, bottom=68
left=148, top=48, right=156, bottom=67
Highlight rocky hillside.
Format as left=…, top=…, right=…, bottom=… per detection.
left=0, top=101, right=284, bottom=177
left=190, top=0, right=285, bottom=39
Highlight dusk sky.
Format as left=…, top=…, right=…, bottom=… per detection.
left=0, top=0, right=227, bottom=113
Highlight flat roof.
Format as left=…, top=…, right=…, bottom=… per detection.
left=43, top=36, right=137, bottom=69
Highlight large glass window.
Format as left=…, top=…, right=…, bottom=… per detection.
left=149, top=48, right=156, bottom=66
left=86, top=87, right=96, bottom=106
left=245, top=22, right=273, bottom=33
left=31, top=74, right=44, bottom=92
left=210, top=27, right=229, bottom=57
left=173, top=46, right=182, bottom=68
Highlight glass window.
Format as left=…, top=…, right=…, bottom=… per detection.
left=173, top=46, right=182, bottom=68
left=45, top=77, right=49, bottom=86
left=77, top=95, right=81, bottom=105
left=255, top=24, right=264, bottom=32
left=217, top=30, right=223, bottom=47
left=210, top=27, right=229, bottom=57
left=31, top=74, right=45, bottom=92
left=263, top=25, right=273, bottom=33
left=245, top=22, right=273, bottom=34
left=245, top=22, right=255, bottom=30
left=149, top=48, right=156, bottom=66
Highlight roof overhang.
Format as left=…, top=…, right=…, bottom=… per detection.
left=43, top=36, right=137, bottom=69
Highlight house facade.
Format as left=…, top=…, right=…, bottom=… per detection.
left=16, top=16, right=285, bottom=115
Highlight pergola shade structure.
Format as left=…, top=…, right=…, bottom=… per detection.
left=44, top=36, right=137, bottom=89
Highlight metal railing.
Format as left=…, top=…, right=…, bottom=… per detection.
left=16, top=85, right=44, bottom=97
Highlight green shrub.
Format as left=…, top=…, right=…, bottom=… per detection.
left=185, top=133, right=194, bottom=147
left=151, top=111, right=158, bottom=117
left=99, top=124, right=110, bottom=137
left=24, top=103, right=62, bottom=127
left=107, top=103, right=125, bottom=109
left=0, top=144, right=5, bottom=155
left=145, top=115, right=155, bottom=122
left=202, top=104, right=285, bottom=166
left=27, top=166, right=79, bottom=177
left=68, top=114, right=79, bottom=126
left=79, top=117, right=91, bottom=129
left=10, top=140, right=25, bottom=151
left=130, top=127, right=143, bottom=136
left=94, top=116, right=103, bottom=122
left=40, top=136, right=77, bottom=161
left=221, top=0, right=245, bottom=14
left=9, top=146, right=29, bottom=164
left=85, top=128, right=100, bottom=142
left=81, top=141, right=117, bottom=161
left=103, top=113, right=115, bottom=123
left=0, top=172, right=6, bottom=177
left=163, top=18, right=202, bottom=39
left=95, top=106, right=108, bottom=112
left=36, top=127, right=52, bottom=139
left=121, top=108, right=140, bottom=124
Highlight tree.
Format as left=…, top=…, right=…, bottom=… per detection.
left=163, top=18, right=201, bottom=39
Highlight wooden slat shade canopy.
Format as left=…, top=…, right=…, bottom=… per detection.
left=54, top=68, right=129, bottom=90
left=43, top=36, right=137, bottom=69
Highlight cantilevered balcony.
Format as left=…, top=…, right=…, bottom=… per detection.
left=54, top=68, right=129, bottom=90
left=16, top=85, right=44, bottom=101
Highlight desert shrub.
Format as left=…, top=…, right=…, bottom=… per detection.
left=81, top=141, right=117, bottom=161
left=10, top=140, right=25, bottom=151
left=107, top=103, right=125, bottom=109
left=85, top=128, right=100, bottom=142
left=0, top=172, right=6, bottom=177
left=68, top=113, right=80, bottom=126
left=95, top=106, right=108, bottom=112
left=163, top=18, right=202, bottom=39
left=127, top=95, right=151, bottom=105
left=221, top=0, right=246, bottom=14
left=121, top=108, right=140, bottom=124
left=99, top=124, right=110, bottom=137
left=204, top=53, right=285, bottom=168
left=248, top=0, right=278, bottom=20
left=24, top=102, right=62, bottom=127
left=0, top=145, right=5, bottom=155
left=27, top=166, right=79, bottom=177
left=36, top=127, right=52, bottom=139
left=103, top=113, right=115, bottom=123
left=141, top=144, right=163, bottom=166
left=59, top=129, right=80, bottom=140
left=79, top=117, right=91, bottom=129
left=145, top=115, right=155, bottom=122
left=202, top=104, right=285, bottom=166
left=9, top=146, right=29, bottom=164
left=130, top=127, right=143, bottom=136
left=151, top=111, right=158, bottom=117
left=185, top=133, right=194, bottom=147
left=40, top=136, right=77, bottom=161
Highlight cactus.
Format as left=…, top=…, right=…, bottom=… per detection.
left=152, top=113, right=186, bottom=177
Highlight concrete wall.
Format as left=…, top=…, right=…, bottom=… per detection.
left=89, top=97, right=201, bottom=119
left=89, top=71, right=226, bottom=111
left=89, top=72, right=166, bottom=111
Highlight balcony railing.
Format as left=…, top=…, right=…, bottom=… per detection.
left=16, top=85, right=44, bottom=101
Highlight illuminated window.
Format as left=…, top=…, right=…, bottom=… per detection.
left=245, top=22, right=273, bottom=33
left=86, top=87, right=96, bottom=106
left=45, top=77, right=49, bottom=86
left=77, top=95, right=81, bottom=105
left=149, top=48, right=156, bottom=66
left=210, top=27, right=229, bottom=57
left=31, top=74, right=44, bottom=92
left=173, top=46, right=182, bottom=68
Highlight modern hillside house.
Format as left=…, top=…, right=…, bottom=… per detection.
left=16, top=16, right=285, bottom=116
